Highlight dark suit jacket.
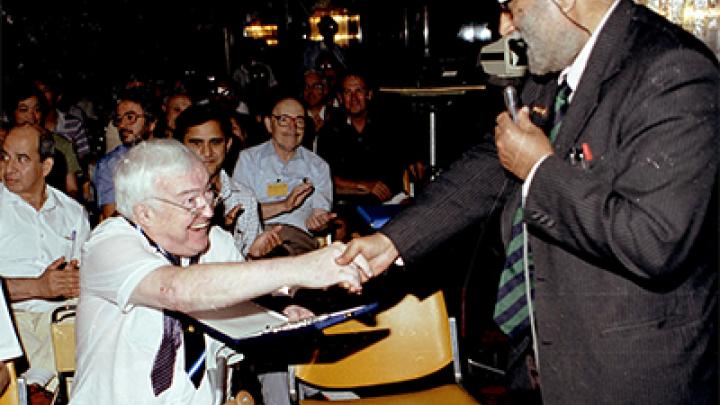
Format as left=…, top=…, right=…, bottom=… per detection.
left=382, top=1, right=719, bottom=403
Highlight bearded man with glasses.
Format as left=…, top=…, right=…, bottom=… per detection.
left=94, top=87, right=159, bottom=222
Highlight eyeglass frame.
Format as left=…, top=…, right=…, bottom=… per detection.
left=146, top=187, right=221, bottom=217
left=113, top=111, right=147, bottom=126
left=272, top=114, right=307, bottom=128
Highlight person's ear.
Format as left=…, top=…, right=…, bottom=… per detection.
left=225, top=136, right=233, bottom=154
left=41, top=157, right=54, bottom=178
left=264, top=116, right=273, bottom=133
left=133, top=203, right=154, bottom=228
left=367, top=89, right=373, bottom=101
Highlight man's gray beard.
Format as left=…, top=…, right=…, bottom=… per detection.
left=520, top=7, right=587, bottom=76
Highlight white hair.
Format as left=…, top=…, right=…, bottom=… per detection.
left=114, top=139, right=202, bottom=218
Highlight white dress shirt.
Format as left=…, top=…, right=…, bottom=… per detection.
left=0, top=184, right=91, bottom=312
left=71, top=218, right=243, bottom=404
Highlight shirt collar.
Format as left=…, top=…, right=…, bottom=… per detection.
left=559, top=0, right=620, bottom=94
left=1, top=183, right=56, bottom=211
left=261, top=139, right=303, bottom=162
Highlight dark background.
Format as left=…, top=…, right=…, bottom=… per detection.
left=1, top=0, right=500, bottom=93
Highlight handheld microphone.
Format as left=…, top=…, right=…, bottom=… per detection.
left=503, top=85, right=521, bottom=122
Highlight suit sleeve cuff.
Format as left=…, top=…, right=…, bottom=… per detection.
left=522, top=154, right=551, bottom=206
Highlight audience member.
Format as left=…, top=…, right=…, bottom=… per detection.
left=301, top=70, right=333, bottom=152
left=0, top=124, right=90, bottom=401
left=315, top=51, right=344, bottom=109
left=338, top=0, right=719, bottom=403
left=70, top=139, right=361, bottom=404
left=175, top=103, right=282, bottom=258
left=33, top=75, right=92, bottom=162
left=5, top=80, right=82, bottom=200
left=103, top=74, right=155, bottom=153
left=317, top=72, right=417, bottom=205
left=94, top=87, right=159, bottom=221
left=157, top=86, right=192, bottom=139
left=232, top=97, right=335, bottom=255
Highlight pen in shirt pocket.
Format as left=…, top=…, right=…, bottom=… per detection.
left=68, top=230, right=77, bottom=264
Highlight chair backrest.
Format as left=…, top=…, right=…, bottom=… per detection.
left=0, top=362, right=23, bottom=405
left=51, top=305, right=76, bottom=374
left=294, top=290, right=455, bottom=389
left=51, top=305, right=76, bottom=404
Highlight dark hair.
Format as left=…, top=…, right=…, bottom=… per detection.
left=115, top=87, right=160, bottom=124
left=3, top=79, right=50, bottom=124
left=6, top=124, right=56, bottom=161
left=340, top=70, right=374, bottom=91
left=38, top=126, right=55, bottom=161
left=173, top=103, right=232, bottom=141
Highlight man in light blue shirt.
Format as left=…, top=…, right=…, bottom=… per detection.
left=94, top=87, right=158, bottom=220
left=232, top=97, right=335, bottom=254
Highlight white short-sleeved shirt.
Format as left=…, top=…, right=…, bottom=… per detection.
left=0, top=284, right=22, bottom=361
left=0, top=184, right=91, bottom=312
left=232, top=141, right=332, bottom=233
left=70, top=217, right=244, bottom=404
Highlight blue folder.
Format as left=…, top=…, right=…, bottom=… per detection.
left=356, top=204, right=404, bottom=230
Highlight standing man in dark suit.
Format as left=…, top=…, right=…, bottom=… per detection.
left=339, top=0, right=719, bottom=403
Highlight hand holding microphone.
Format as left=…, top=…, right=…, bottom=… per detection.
left=495, top=86, right=554, bottom=180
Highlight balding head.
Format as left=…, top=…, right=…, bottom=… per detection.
left=1, top=124, right=55, bottom=205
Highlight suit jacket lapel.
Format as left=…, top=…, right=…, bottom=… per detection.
left=552, top=0, right=634, bottom=156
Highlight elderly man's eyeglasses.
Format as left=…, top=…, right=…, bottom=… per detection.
left=148, top=188, right=220, bottom=217
left=113, top=111, right=146, bottom=126
left=272, top=115, right=307, bottom=128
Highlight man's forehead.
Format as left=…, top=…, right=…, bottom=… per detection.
left=117, top=100, right=143, bottom=113
left=343, top=76, right=367, bottom=89
left=186, top=121, right=226, bottom=141
left=17, top=96, right=39, bottom=107
left=305, top=73, right=323, bottom=83
left=157, top=164, right=208, bottom=194
left=273, top=99, right=304, bottom=115
left=5, top=126, right=41, bottom=151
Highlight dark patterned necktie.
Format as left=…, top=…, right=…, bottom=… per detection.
left=493, top=80, right=572, bottom=338
left=151, top=312, right=184, bottom=395
left=149, top=252, right=205, bottom=395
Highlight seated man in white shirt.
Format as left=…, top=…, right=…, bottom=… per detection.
left=70, top=139, right=362, bottom=404
left=0, top=124, right=91, bottom=398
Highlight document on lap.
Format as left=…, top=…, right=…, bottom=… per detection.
left=188, top=300, right=379, bottom=350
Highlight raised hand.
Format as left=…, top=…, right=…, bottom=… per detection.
left=305, top=208, right=337, bottom=231
left=494, top=107, right=553, bottom=180
left=248, top=225, right=283, bottom=258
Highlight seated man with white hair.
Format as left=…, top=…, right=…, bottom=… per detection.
left=71, top=139, right=362, bottom=404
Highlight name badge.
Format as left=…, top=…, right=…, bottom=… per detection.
left=267, top=182, right=289, bottom=198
